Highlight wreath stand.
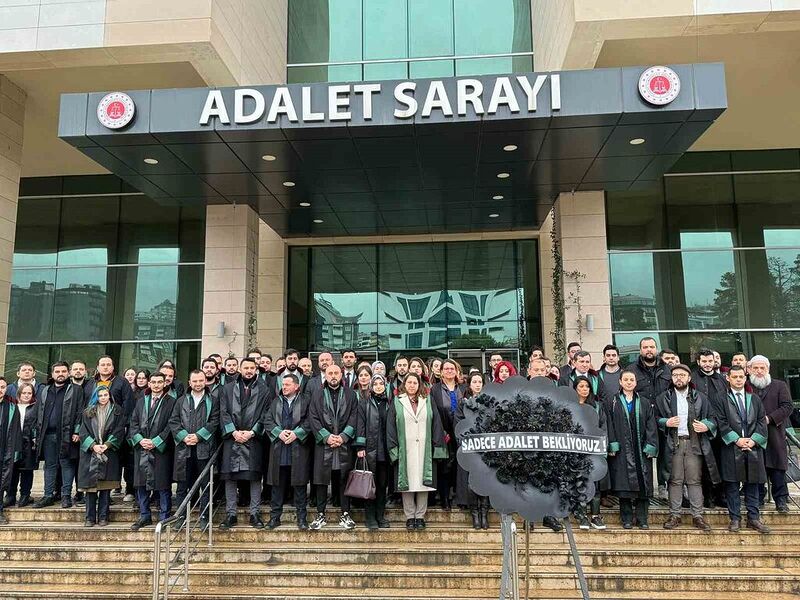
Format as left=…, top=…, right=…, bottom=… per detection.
left=499, top=515, right=590, bottom=600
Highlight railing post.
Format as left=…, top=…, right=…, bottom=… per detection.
left=183, top=499, right=191, bottom=591
left=208, top=464, right=214, bottom=547
left=163, top=524, right=170, bottom=600
left=152, top=524, right=162, bottom=600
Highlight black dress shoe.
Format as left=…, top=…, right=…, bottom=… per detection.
left=131, top=517, right=153, bottom=531
left=415, top=518, right=426, bottom=529
left=267, top=517, right=281, bottom=529
left=219, top=515, right=237, bottom=530
left=61, top=497, right=73, bottom=509
left=33, top=496, right=54, bottom=509
left=776, top=503, right=790, bottom=514
left=249, top=514, right=265, bottom=529
left=377, top=518, right=390, bottom=528
left=542, top=516, right=563, bottom=532
left=297, top=518, right=309, bottom=530
left=17, top=495, right=31, bottom=508
left=406, top=519, right=415, bottom=530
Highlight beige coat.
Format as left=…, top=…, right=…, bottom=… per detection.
left=398, top=394, right=435, bottom=493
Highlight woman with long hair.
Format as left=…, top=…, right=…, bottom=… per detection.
left=78, top=385, right=126, bottom=527
left=571, top=376, right=608, bottom=530
left=492, top=360, right=517, bottom=384
left=455, top=373, right=491, bottom=529
left=133, top=369, right=150, bottom=400
left=123, top=367, right=137, bottom=392
left=426, top=357, right=443, bottom=385
left=430, top=359, right=463, bottom=510
left=354, top=374, right=391, bottom=530
left=354, top=365, right=373, bottom=402
left=5, top=382, right=38, bottom=508
left=386, top=372, right=447, bottom=530
left=0, top=377, right=21, bottom=525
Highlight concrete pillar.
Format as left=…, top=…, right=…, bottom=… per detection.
left=0, top=75, right=25, bottom=371
left=256, top=221, right=287, bottom=358
left=555, top=190, right=613, bottom=363
left=201, top=204, right=260, bottom=359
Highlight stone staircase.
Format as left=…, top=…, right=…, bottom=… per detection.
left=0, top=502, right=798, bottom=600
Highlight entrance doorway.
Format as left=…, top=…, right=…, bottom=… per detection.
left=447, top=349, right=521, bottom=378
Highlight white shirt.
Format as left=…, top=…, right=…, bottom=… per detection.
left=190, top=390, right=204, bottom=410
left=17, top=404, right=29, bottom=432
left=675, top=388, right=689, bottom=436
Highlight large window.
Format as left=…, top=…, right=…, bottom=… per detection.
left=288, top=239, right=540, bottom=352
left=6, top=176, right=204, bottom=380
left=287, top=0, right=533, bottom=83
left=608, top=149, right=800, bottom=387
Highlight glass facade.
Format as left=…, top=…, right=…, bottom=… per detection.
left=6, top=176, right=204, bottom=380
left=608, top=149, right=800, bottom=391
left=287, top=239, right=540, bottom=357
left=287, top=0, right=533, bottom=83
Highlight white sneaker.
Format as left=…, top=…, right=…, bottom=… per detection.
left=339, top=512, right=356, bottom=530
left=123, top=494, right=135, bottom=503
left=309, top=514, right=327, bottom=530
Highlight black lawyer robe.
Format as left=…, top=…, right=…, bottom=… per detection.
left=218, top=378, right=270, bottom=480
left=169, top=391, right=219, bottom=482
left=607, top=393, right=658, bottom=496
left=85, top=376, right=135, bottom=421
left=752, top=379, right=794, bottom=471
left=35, top=383, right=84, bottom=462
left=264, top=392, right=313, bottom=487
left=16, top=403, right=39, bottom=470
left=77, top=404, right=126, bottom=489
left=308, top=384, right=357, bottom=485
left=354, top=392, right=390, bottom=473
left=715, top=391, right=769, bottom=484
left=128, top=393, right=176, bottom=491
left=0, top=400, right=21, bottom=497
left=654, top=388, right=721, bottom=485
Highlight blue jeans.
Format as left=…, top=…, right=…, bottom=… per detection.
left=42, top=432, right=76, bottom=498
left=136, top=486, right=171, bottom=521
left=725, top=481, right=760, bottom=521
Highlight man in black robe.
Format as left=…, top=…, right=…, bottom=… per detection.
left=0, top=385, right=22, bottom=525
left=33, top=362, right=84, bottom=508
left=308, top=363, right=357, bottom=530
left=718, top=365, right=770, bottom=533
left=218, top=357, right=271, bottom=530
left=129, top=372, right=176, bottom=530
left=170, top=369, right=219, bottom=530
left=655, top=365, right=719, bottom=530
left=747, top=355, right=793, bottom=513
left=201, top=357, right=222, bottom=398
left=264, top=373, right=312, bottom=530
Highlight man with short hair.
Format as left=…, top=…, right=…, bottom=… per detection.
left=261, top=354, right=273, bottom=373
left=527, top=358, right=549, bottom=380
left=486, top=353, right=503, bottom=381
left=341, top=349, right=358, bottom=389
left=305, top=352, right=333, bottom=396
left=33, top=362, right=84, bottom=508
left=129, top=372, right=176, bottom=530
left=69, top=360, right=91, bottom=397
left=598, top=344, right=622, bottom=400
left=389, top=355, right=409, bottom=398
left=731, top=352, right=748, bottom=370
left=660, top=349, right=680, bottom=368
left=560, top=342, right=582, bottom=379
left=298, top=357, right=314, bottom=377
left=264, top=373, right=312, bottom=530
left=712, top=351, right=722, bottom=373
left=170, top=370, right=219, bottom=530
left=275, top=357, right=286, bottom=372
left=160, top=365, right=178, bottom=398
left=7, top=362, right=41, bottom=399
left=748, top=355, right=793, bottom=513
left=201, top=358, right=221, bottom=396
left=218, top=357, right=270, bottom=530
left=529, top=346, right=544, bottom=361
left=208, top=353, right=223, bottom=370
left=221, top=356, right=239, bottom=386
left=655, top=365, right=719, bottom=531
left=719, top=365, right=770, bottom=533
left=308, top=364, right=358, bottom=530
left=559, top=351, right=606, bottom=404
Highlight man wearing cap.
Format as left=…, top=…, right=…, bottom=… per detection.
left=748, top=355, right=793, bottom=513
left=655, top=364, right=719, bottom=530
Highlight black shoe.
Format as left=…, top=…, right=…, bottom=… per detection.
left=297, top=517, right=309, bottom=530
left=776, top=503, right=790, bottom=514
left=378, top=518, right=390, bottom=529
left=17, top=495, right=31, bottom=508
left=219, top=515, right=237, bottom=530
left=406, top=519, right=415, bottom=530
left=622, top=522, right=633, bottom=530
left=131, top=517, right=152, bottom=531
left=471, top=510, right=481, bottom=530
left=33, top=496, right=54, bottom=509
left=2, top=497, right=15, bottom=509
left=267, top=517, right=281, bottom=529
left=74, top=495, right=85, bottom=507
left=61, top=497, right=72, bottom=509
left=542, top=516, right=563, bottom=532
left=416, top=518, right=426, bottom=529
left=249, top=514, right=265, bottom=529
left=84, top=519, right=95, bottom=528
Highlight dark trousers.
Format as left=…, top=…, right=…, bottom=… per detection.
left=136, top=486, right=171, bottom=521
left=316, top=469, right=350, bottom=514
left=760, top=468, right=789, bottom=506
left=725, top=481, right=760, bottom=521
left=435, top=461, right=453, bottom=506
left=270, top=465, right=308, bottom=521
left=42, top=432, right=76, bottom=498
left=366, top=461, right=389, bottom=522
left=8, top=467, right=34, bottom=500
left=175, top=450, right=210, bottom=520
left=619, top=497, right=649, bottom=526
left=85, top=490, right=110, bottom=523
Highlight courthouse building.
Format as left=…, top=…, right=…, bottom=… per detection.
left=1, top=1, right=800, bottom=395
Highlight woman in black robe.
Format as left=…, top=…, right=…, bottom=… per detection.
left=607, top=369, right=658, bottom=529
left=6, top=382, right=38, bottom=508
left=430, top=359, right=464, bottom=510
left=0, top=378, right=22, bottom=525
left=78, top=385, right=126, bottom=526
left=354, top=374, right=391, bottom=530
left=571, top=376, right=609, bottom=530
left=454, top=372, right=490, bottom=529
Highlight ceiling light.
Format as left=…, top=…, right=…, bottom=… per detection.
left=143, top=158, right=159, bottom=165
left=299, top=202, right=311, bottom=207
left=497, top=172, right=510, bottom=179
left=489, top=213, right=499, bottom=218
left=493, top=195, right=504, bottom=200
left=283, top=181, right=295, bottom=187
left=313, top=219, right=324, bottom=224
left=503, top=144, right=518, bottom=152
left=261, top=154, right=276, bottom=161
left=629, top=138, right=645, bottom=145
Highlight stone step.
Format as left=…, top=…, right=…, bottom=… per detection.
left=0, top=521, right=797, bottom=546
left=1, top=561, right=798, bottom=593
left=1, top=541, right=799, bottom=569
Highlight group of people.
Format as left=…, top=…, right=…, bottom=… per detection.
left=0, top=341, right=795, bottom=536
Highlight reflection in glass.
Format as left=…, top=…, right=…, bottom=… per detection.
left=52, top=267, right=110, bottom=342
left=13, top=198, right=59, bottom=267
left=9, top=269, right=56, bottom=342
left=609, top=253, right=660, bottom=331
left=454, top=0, right=532, bottom=56
left=363, top=0, right=407, bottom=60
left=680, top=250, right=738, bottom=330
left=58, top=197, right=119, bottom=266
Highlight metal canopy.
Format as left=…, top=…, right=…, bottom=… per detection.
left=57, top=63, right=726, bottom=237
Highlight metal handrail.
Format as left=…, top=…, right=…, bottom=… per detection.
left=152, top=445, right=221, bottom=600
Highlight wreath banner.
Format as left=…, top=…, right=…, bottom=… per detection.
left=461, top=432, right=607, bottom=455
